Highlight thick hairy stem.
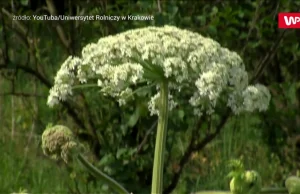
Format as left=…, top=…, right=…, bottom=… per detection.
left=77, top=154, right=129, bottom=194
left=151, top=81, right=169, bottom=194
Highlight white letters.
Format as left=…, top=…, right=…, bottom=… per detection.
left=284, top=16, right=300, bottom=26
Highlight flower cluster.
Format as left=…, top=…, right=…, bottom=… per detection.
left=47, top=25, right=270, bottom=115
left=42, top=125, right=81, bottom=163
left=47, top=56, right=81, bottom=107
left=148, top=92, right=177, bottom=116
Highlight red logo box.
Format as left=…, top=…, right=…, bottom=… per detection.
left=278, top=13, right=300, bottom=28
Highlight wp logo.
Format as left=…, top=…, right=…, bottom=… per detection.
left=278, top=13, right=300, bottom=28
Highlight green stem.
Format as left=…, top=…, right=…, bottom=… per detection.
left=151, top=81, right=169, bottom=194
left=260, top=187, right=288, bottom=193
left=77, top=154, right=129, bottom=194
left=194, top=188, right=289, bottom=194
left=72, top=83, right=98, bottom=90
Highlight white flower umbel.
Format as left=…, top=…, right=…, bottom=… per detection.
left=242, top=84, right=271, bottom=112
left=47, top=25, right=271, bottom=194
left=227, top=84, right=271, bottom=115
left=48, top=25, right=270, bottom=116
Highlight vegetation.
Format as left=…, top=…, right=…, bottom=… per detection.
left=0, top=0, right=300, bottom=193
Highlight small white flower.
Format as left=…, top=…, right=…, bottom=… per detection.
left=148, top=92, right=177, bottom=116
left=148, top=93, right=160, bottom=116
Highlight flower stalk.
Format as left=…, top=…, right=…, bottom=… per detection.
left=77, top=154, right=129, bottom=194
left=151, top=81, right=169, bottom=194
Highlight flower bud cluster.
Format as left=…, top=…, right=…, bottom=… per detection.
left=42, top=125, right=80, bottom=163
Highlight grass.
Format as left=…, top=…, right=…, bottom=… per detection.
left=0, top=133, right=69, bottom=193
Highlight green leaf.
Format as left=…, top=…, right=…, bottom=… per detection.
left=211, top=6, right=218, bottom=15
left=137, top=1, right=153, bottom=10
left=20, top=0, right=28, bottom=6
left=238, top=11, right=245, bottom=18
left=208, top=25, right=217, bottom=36
left=181, top=16, right=192, bottom=25
left=98, top=154, right=115, bottom=166
left=116, top=148, right=128, bottom=159
left=167, top=5, right=178, bottom=17
left=128, top=107, right=140, bottom=127
left=129, top=148, right=137, bottom=155
left=240, top=32, right=248, bottom=39
left=249, top=42, right=261, bottom=49
left=178, top=110, right=185, bottom=121
left=154, top=13, right=165, bottom=26
left=196, top=16, right=206, bottom=25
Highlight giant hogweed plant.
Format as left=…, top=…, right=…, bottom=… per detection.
left=43, top=26, right=272, bottom=194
